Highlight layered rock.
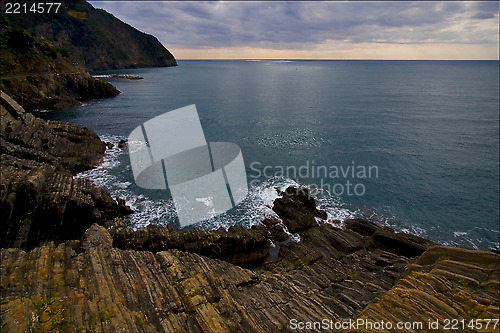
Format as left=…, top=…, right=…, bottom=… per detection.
left=1, top=21, right=121, bottom=111
left=344, top=246, right=499, bottom=333
left=109, top=220, right=270, bottom=267
left=0, top=185, right=443, bottom=333
left=0, top=91, right=130, bottom=250
left=1, top=91, right=497, bottom=332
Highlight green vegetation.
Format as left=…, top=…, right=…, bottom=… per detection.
left=1, top=27, right=35, bottom=55
left=98, top=308, right=113, bottom=322
left=0, top=24, right=71, bottom=75
left=30, top=296, right=72, bottom=333
left=2, top=0, right=176, bottom=71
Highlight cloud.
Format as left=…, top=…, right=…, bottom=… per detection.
left=89, top=1, right=499, bottom=58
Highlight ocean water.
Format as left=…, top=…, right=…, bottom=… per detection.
left=37, top=60, right=499, bottom=250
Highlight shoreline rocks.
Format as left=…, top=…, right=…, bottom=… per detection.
left=2, top=186, right=496, bottom=332
left=1, top=72, right=120, bottom=111
left=1, top=92, right=497, bottom=332
left=108, top=220, right=270, bottom=267
left=0, top=90, right=131, bottom=250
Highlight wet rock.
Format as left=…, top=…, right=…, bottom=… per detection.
left=262, top=216, right=291, bottom=242
left=344, top=218, right=433, bottom=257
left=272, top=187, right=327, bottom=232
left=371, top=229, right=431, bottom=257
left=118, top=139, right=127, bottom=148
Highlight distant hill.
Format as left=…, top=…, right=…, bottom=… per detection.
left=0, top=0, right=177, bottom=110
left=2, top=0, right=177, bottom=70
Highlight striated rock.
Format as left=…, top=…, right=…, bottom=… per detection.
left=344, top=246, right=500, bottom=333
left=109, top=220, right=270, bottom=267
left=272, top=187, right=327, bottom=232
left=1, top=174, right=493, bottom=332
left=371, top=229, right=431, bottom=257
left=344, top=218, right=389, bottom=236
left=345, top=218, right=434, bottom=257
left=1, top=90, right=106, bottom=172
left=262, top=216, right=291, bottom=242
left=0, top=91, right=131, bottom=250
left=264, top=222, right=411, bottom=316
left=0, top=228, right=407, bottom=333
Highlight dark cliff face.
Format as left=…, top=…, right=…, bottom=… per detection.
left=3, top=0, right=177, bottom=70
left=0, top=91, right=131, bottom=249
left=0, top=17, right=121, bottom=110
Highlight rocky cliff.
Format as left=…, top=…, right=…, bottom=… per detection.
left=2, top=0, right=177, bottom=70
left=1, top=187, right=498, bottom=332
left=0, top=91, right=130, bottom=250
left=0, top=20, right=120, bottom=110
left=1, top=0, right=177, bottom=111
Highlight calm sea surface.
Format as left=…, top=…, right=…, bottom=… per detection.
left=38, top=60, right=499, bottom=250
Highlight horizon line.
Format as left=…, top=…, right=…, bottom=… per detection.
left=176, top=58, right=499, bottom=61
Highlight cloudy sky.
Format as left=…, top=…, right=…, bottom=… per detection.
left=89, top=1, right=499, bottom=60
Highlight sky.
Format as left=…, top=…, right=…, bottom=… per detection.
left=89, top=1, right=499, bottom=60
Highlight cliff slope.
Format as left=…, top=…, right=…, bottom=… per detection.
left=3, top=0, right=177, bottom=70
left=0, top=18, right=120, bottom=110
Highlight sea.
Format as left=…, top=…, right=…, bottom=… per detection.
left=37, top=60, right=499, bottom=251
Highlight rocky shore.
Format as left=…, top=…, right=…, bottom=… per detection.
left=0, top=92, right=498, bottom=332
left=1, top=72, right=120, bottom=111
left=0, top=91, right=130, bottom=250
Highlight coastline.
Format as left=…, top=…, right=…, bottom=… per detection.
left=1, top=90, right=498, bottom=332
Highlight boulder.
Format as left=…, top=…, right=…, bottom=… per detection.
left=272, top=187, right=327, bottom=232
left=82, top=224, right=113, bottom=250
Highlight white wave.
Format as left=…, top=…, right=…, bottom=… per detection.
left=196, top=197, right=214, bottom=207
left=74, top=135, right=363, bottom=235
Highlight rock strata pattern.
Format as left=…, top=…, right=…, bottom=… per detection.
left=344, top=246, right=500, bottom=333
left=0, top=91, right=130, bottom=250
left=0, top=185, right=442, bottom=333
left=109, top=220, right=270, bottom=267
